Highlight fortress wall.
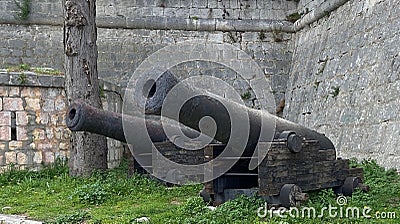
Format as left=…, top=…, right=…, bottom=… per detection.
left=2, top=0, right=399, bottom=171
left=0, top=0, right=296, bottom=108
left=297, top=0, right=326, bottom=11
left=286, top=0, right=400, bottom=169
left=0, top=71, right=125, bottom=170
left=0, top=1, right=297, bottom=169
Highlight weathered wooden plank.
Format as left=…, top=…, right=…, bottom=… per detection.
left=258, top=140, right=353, bottom=196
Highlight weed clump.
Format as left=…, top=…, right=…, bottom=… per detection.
left=71, top=182, right=110, bottom=205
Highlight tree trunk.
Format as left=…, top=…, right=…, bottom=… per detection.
left=63, top=0, right=108, bottom=176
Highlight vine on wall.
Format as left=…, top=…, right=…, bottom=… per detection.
left=13, top=0, right=31, bottom=21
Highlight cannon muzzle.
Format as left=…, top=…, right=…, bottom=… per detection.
left=66, top=99, right=205, bottom=143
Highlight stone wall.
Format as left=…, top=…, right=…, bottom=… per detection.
left=297, top=0, right=326, bottom=10
left=286, top=0, right=400, bottom=170
left=0, top=0, right=297, bottom=23
left=0, top=0, right=298, bottom=171
left=0, top=70, right=125, bottom=170
left=100, top=79, right=126, bottom=168
left=98, top=29, right=293, bottom=109
left=1, top=0, right=400, bottom=172
left=0, top=0, right=298, bottom=72
left=0, top=25, right=63, bottom=69
left=0, top=0, right=297, bottom=109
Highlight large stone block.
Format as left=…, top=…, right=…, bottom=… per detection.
left=45, top=127, right=54, bottom=139
left=38, top=143, right=52, bottom=150
left=8, top=39, right=26, bottom=49
left=0, top=111, right=11, bottom=126
left=33, top=151, right=42, bottom=164
left=5, top=151, right=17, bottom=164
left=32, top=128, right=46, bottom=140
left=9, top=87, right=20, bottom=96
left=35, top=112, right=49, bottom=125
left=192, top=0, right=208, bottom=8
left=5, top=57, right=21, bottom=65
left=17, top=152, right=28, bottom=165
left=0, top=72, right=10, bottom=84
left=50, top=113, right=61, bottom=126
left=3, top=97, right=24, bottom=111
left=54, top=96, right=66, bottom=111
left=44, top=151, right=55, bottom=163
left=16, top=111, right=28, bottom=125
left=17, top=127, right=28, bottom=141
left=9, top=141, right=23, bottom=150
left=59, top=142, right=69, bottom=150
left=21, top=87, right=37, bottom=97
left=25, top=98, right=41, bottom=111
left=0, top=142, right=7, bottom=150
left=0, top=126, right=10, bottom=141
left=42, top=98, right=55, bottom=112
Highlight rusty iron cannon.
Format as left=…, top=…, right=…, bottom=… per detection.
left=139, top=71, right=335, bottom=153
left=132, top=72, right=368, bottom=206
left=66, top=99, right=207, bottom=143
left=66, top=72, right=368, bottom=207
left=66, top=99, right=217, bottom=172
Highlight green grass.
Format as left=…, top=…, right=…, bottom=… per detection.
left=6, top=64, right=64, bottom=76
left=241, top=91, right=252, bottom=100
left=0, top=159, right=399, bottom=223
left=0, top=160, right=202, bottom=223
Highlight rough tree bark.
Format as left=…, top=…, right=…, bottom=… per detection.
left=63, top=0, right=108, bottom=176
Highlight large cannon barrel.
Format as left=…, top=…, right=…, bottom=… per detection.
left=141, top=72, right=335, bottom=152
left=66, top=99, right=204, bottom=143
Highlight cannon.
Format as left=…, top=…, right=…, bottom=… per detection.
left=132, top=72, right=368, bottom=205
left=66, top=72, right=368, bottom=207
left=138, top=72, right=335, bottom=153
left=66, top=99, right=216, bottom=172
left=66, top=99, right=205, bottom=143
